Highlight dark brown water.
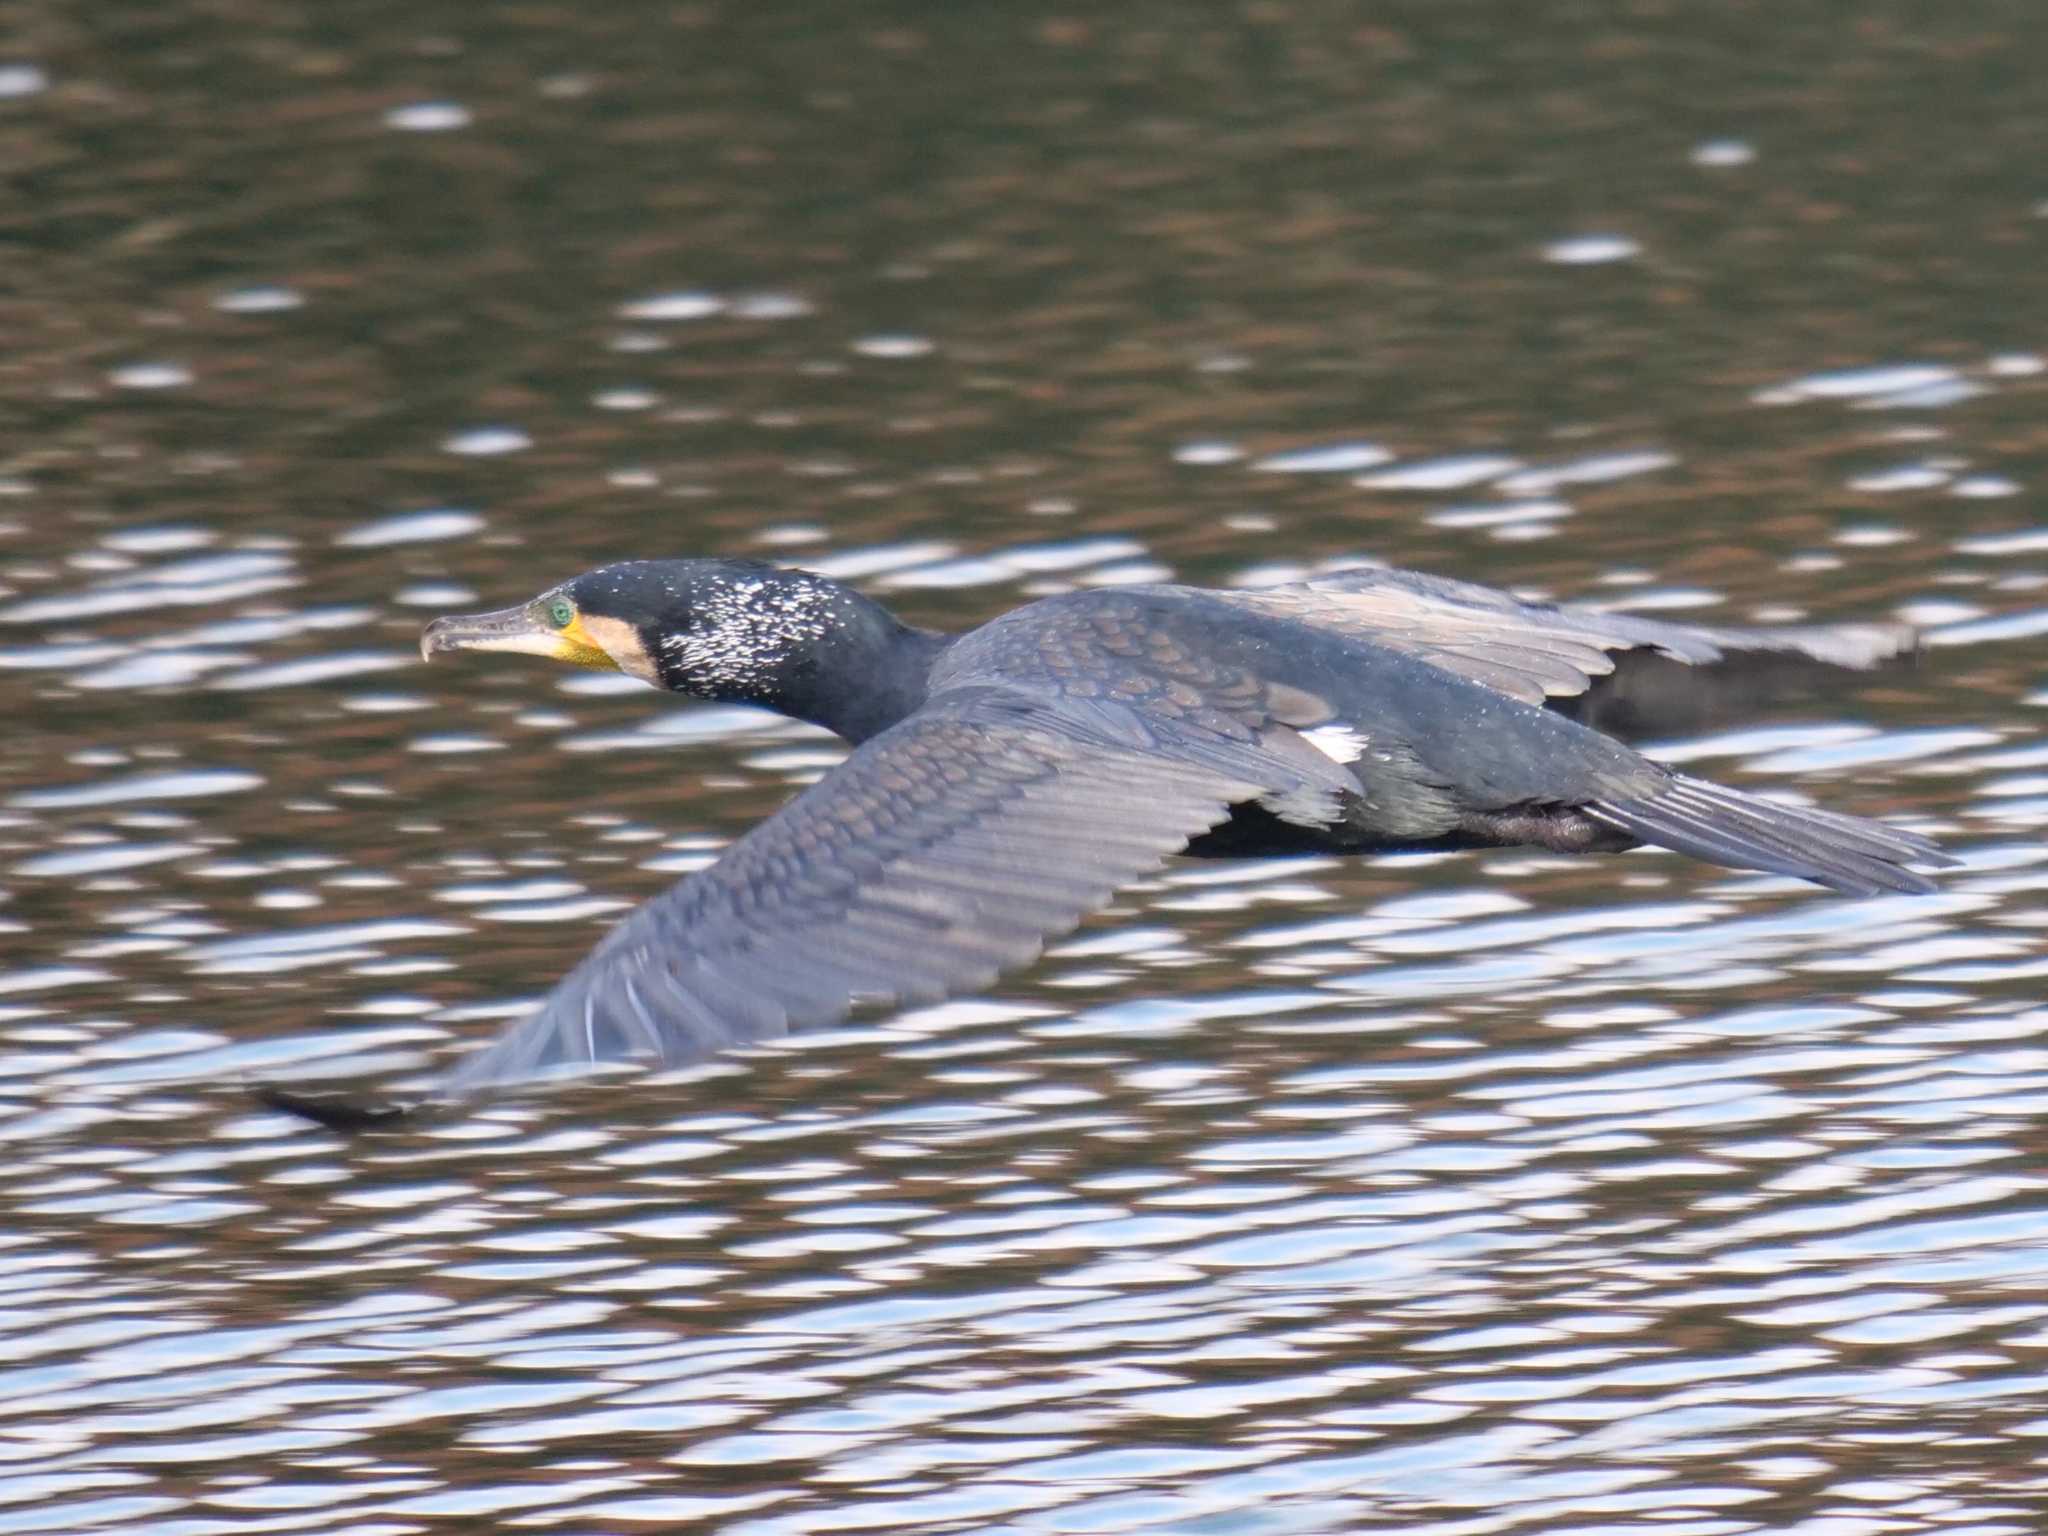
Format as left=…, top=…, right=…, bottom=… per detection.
left=5, top=4, right=2047, bottom=1532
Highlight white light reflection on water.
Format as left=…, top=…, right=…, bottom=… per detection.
left=7, top=85, right=2048, bottom=1530
left=6, top=650, right=2043, bottom=1531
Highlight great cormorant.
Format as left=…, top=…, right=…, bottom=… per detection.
left=266, top=558, right=1948, bottom=1128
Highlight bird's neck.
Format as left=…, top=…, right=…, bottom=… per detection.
left=662, top=580, right=951, bottom=745
left=783, top=617, right=953, bottom=744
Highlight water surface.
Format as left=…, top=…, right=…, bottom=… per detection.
left=5, top=3, right=2047, bottom=1532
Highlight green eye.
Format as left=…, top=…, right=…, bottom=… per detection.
left=545, top=597, right=575, bottom=629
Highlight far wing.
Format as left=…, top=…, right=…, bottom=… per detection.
left=1227, top=567, right=1917, bottom=709
left=434, top=689, right=1268, bottom=1098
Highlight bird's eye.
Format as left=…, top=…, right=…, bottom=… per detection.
left=545, top=597, right=575, bottom=629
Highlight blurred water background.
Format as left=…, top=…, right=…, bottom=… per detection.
left=4, top=3, right=2048, bottom=1532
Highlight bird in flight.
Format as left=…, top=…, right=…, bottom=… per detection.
left=267, top=559, right=1948, bottom=1128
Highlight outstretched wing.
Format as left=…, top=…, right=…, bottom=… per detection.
left=1227, top=567, right=1917, bottom=710
left=433, top=688, right=1281, bottom=1099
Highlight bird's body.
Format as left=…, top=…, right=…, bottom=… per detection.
left=271, top=558, right=1949, bottom=1125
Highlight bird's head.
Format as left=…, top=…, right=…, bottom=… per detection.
left=420, top=558, right=875, bottom=705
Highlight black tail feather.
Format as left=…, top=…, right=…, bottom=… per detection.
left=1589, top=774, right=1951, bottom=896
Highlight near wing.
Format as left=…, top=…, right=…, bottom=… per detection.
left=434, top=688, right=1267, bottom=1099
left=1230, top=567, right=1917, bottom=709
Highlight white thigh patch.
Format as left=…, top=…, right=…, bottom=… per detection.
left=1301, top=723, right=1369, bottom=763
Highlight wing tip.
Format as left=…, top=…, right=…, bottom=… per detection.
left=257, top=1084, right=421, bottom=1133
left=1777, top=620, right=1923, bottom=670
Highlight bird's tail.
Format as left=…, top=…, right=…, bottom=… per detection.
left=1587, top=773, right=1951, bottom=895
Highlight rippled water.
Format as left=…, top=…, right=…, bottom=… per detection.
left=6, top=4, right=2048, bottom=1533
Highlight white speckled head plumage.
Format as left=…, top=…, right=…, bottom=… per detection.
left=566, top=559, right=866, bottom=702
left=416, top=557, right=943, bottom=744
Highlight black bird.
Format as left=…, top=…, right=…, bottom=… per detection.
left=268, top=558, right=1949, bottom=1127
